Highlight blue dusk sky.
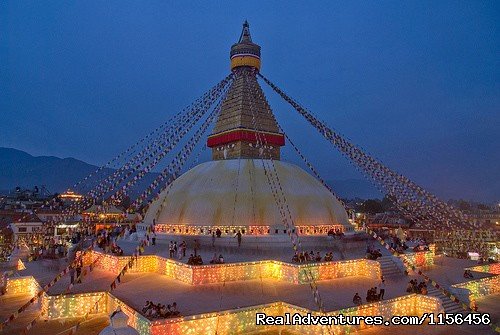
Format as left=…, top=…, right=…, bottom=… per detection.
left=0, top=1, right=498, bottom=202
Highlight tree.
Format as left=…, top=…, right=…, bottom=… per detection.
left=361, top=199, right=384, bottom=214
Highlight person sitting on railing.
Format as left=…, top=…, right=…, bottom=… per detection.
left=218, top=254, right=224, bottom=264
left=315, top=252, right=322, bottom=262
left=292, top=252, right=299, bottom=263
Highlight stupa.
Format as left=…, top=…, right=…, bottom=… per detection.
left=143, top=22, right=354, bottom=245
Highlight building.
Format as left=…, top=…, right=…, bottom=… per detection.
left=143, top=22, right=354, bottom=243
left=58, top=189, right=84, bottom=204
left=11, top=213, right=44, bottom=242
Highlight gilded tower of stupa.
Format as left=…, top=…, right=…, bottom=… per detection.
left=207, top=21, right=285, bottom=160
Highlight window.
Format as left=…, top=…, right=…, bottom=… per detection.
left=18, top=227, right=27, bottom=232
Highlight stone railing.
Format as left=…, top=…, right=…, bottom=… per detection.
left=151, top=294, right=443, bottom=335
left=399, top=249, right=435, bottom=268
left=39, top=291, right=442, bottom=335
left=81, top=250, right=381, bottom=285
left=452, top=275, right=500, bottom=301
left=5, top=276, right=42, bottom=296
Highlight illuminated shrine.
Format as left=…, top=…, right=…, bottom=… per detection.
left=1, top=21, right=498, bottom=335
left=143, top=22, right=354, bottom=241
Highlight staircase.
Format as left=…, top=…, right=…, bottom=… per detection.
left=427, top=286, right=467, bottom=314
left=377, top=256, right=402, bottom=278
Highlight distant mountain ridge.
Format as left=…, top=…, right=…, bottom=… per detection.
left=0, top=147, right=157, bottom=196
left=0, top=147, right=105, bottom=193
left=0, top=147, right=382, bottom=199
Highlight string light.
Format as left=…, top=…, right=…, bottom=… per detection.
left=5, top=276, right=40, bottom=296
left=400, top=251, right=435, bottom=268
left=10, top=260, right=498, bottom=335
left=465, top=263, right=500, bottom=275
left=43, top=292, right=105, bottom=319
left=81, top=250, right=381, bottom=284
left=452, top=275, right=500, bottom=300
left=35, top=291, right=443, bottom=335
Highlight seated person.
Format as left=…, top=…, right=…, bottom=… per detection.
left=147, top=304, right=157, bottom=317
left=372, top=287, right=378, bottom=301
left=153, top=303, right=162, bottom=318
left=315, top=252, right=322, bottom=262
left=142, top=300, right=152, bottom=313
left=171, top=302, right=180, bottom=316
left=160, top=304, right=171, bottom=318
left=218, top=254, right=224, bottom=264
left=324, top=252, right=333, bottom=262
left=421, top=285, right=428, bottom=295
left=299, top=252, right=306, bottom=263
left=210, top=253, right=218, bottom=264
left=366, top=290, right=372, bottom=303
left=352, top=293, right=362, bottom=306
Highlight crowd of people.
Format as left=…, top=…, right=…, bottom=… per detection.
left=209, top=253, right=224, bottom=264
left=110, top=243, right=123, bottom=256
left=96, top=230, right=114, bottom=253
left=187, top=254, right=203, bottom=265
left=388, top=233, right=430, bottom=254
left=291, top=251, right=334, bottom=263
left=353, top=278, right=387, bottom=306
left=69, top=259, right=84, bottom=284
left=327, top=229, right=345, bottom=239
left=365, top=246, right=383, bottom=260
left=168, top=241, right=187, bottom=259
left=142, top=300, right=180, bottom=318
left=0, top=244, right=14, bottom=262
left=406, top=279, right=428, bottom=295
